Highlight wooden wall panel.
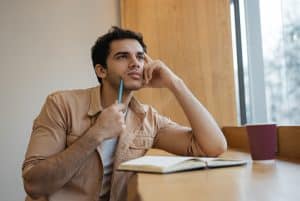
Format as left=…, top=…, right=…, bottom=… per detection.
left=222, top=126, right=300, bottom=159
left=121, top=0, right=237, bottom=127
left=277, top=126, right=300, bottom=159
left=222, top=126, right=250, bottom=151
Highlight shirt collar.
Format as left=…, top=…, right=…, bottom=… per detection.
left=87, top=85, right=103, bottom=116
left=87, top=85, right=146, bottom=119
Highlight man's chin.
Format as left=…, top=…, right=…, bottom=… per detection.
left=125, top=83, right=143, bottom=91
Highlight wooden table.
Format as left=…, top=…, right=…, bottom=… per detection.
left=127, top=149, right=300, bottom=201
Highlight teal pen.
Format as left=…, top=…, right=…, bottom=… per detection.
left=118, top=79, right=124, bottom=103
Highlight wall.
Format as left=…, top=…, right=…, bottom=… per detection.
left=0, top=0, right=119, bottom=200
left=121, top=0, right=237, bottom=127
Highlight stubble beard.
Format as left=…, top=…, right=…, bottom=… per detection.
left=123, top=80, right=143, bottom=91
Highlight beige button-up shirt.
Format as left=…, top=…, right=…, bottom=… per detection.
left=22, top=86, right=203, bottom=201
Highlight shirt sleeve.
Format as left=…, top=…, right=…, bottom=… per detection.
left=151, top=107, right=205, bottom=156
left=22, top=93, right=67, bottom=172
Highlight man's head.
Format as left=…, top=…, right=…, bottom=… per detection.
left=91, top=26, right=147, bottom=84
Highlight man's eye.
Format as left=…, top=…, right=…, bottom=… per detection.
left=137, top=55, right=145, bottom=60
left=117, top=55, right=127, bottom=59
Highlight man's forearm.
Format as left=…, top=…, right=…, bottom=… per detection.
left=23, top=128, right=102, bottom=198
left=168, top=77, right=227, bottom=156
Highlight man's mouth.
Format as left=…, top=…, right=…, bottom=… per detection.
left=127, top=71, right=142, bottom=80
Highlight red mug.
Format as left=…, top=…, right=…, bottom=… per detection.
left=246, top=124, right=277, bottom=161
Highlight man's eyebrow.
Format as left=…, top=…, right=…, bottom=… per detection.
left=113, top=51, right=145, bottom=57
left=113, top=51, right=129, bottom=57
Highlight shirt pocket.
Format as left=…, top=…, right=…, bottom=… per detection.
left=129, top=128, right=155, bottom=150
left=127, top=136, right=153, bottom=160
left=122, top=129, right=154, bottom=161
left=130, top=136, right=153, bottom=150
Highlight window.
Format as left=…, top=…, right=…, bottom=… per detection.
left=232, top=0, right=300, bottom=124
left=261, top=0, right=300, bottom=124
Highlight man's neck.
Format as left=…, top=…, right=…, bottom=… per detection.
left=100, top=83, right=133, bottom=109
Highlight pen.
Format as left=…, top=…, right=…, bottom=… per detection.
left=118, top=79, right=124, bottom=104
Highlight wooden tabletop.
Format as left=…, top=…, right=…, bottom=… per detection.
left=127, top=149, right=300, bottom=201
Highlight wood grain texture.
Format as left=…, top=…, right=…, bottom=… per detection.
left=277, top=126, right=300, bottom=159
left=127, top=149, right=300, bottom=201
left=222, top=126, right=300, bottom=159
left=121, top=0, right=237, bottom=127
left=222, top=126, right=250, bottom=151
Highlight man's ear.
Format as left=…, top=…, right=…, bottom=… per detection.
left=95, top=64, right=107, bottom=79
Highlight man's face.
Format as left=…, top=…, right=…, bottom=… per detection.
left=103, top=39, right=145, bottom=91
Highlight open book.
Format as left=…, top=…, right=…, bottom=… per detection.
left=118, top=156, right=247, bottom=173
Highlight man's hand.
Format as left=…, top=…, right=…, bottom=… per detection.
left=143, top=54, right=179, bottom=89
left=90, top=101, right=126, bottom=142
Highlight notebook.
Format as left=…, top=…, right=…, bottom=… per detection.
left=118, top=155, right=247, bottom=173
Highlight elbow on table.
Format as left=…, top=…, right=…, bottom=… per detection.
left=216, top=140, right=228, bottom=156
left=210, top=130, right=228, bottom=156
left=206, top=139, right=228, bottom=157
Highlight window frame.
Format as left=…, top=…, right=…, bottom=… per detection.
left=231, top=0, right=268, bottom=124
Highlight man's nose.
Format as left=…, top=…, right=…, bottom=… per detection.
left=128, top=56, right=140, bottom=69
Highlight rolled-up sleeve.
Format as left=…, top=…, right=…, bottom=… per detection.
left=22, top=94, right=67, bottom=172
left=152, top=107, right=204, bottom=156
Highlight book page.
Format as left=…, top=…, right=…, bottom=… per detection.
left=119, top=156, right=194, bottom=168
left=118, top=156, right=247, bottom=173
left=207, top=158, right=247, bottom=168
left=118, top=156, right=202, bottom=173
left=166, top=159, right=206, bottom=173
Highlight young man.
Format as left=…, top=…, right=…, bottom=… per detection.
left=22, top=27, right=227, bottom=201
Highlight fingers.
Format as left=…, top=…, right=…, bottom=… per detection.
left=144, top=62, right=158, bottom=84
left=121, top=123, right=126, bottom=130
left=116, top=104, right=127, bottom=112
left=145, top=65, right=153, bottom=83
left=112, top=103, right=126, bottom=123
left=147, top=65, right=155, bottom=81
left=143, top=66, right=148, bottom=83
left=143, top=53, right=155, bottom=83
left=113, top=101, right=127, bottom=112
left=143, top=66, right=150, bottom=84
left=144, top=53, right=153, bottom=64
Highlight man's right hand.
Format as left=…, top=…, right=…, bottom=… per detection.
left=90, top=102, right=127, bottom=142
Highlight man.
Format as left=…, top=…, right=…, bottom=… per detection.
left=22, top=27, right=227, bottom=201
